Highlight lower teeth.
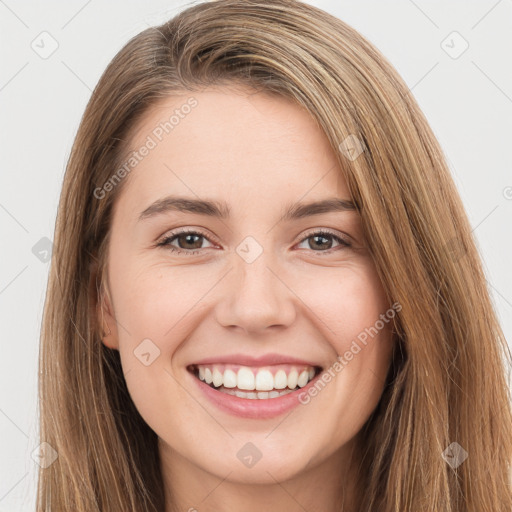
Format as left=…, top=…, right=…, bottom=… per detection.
left=212, top=384, right=296, bottom=399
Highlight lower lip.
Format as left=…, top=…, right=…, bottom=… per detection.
left=189, top=370, right=320, bottom=419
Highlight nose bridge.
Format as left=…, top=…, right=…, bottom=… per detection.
left=215, top=237, right=296, bottom=332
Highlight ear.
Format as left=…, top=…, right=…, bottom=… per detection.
left=97, top=287, right=119, bottom=350
left=93, top=263, right=119, bottom=350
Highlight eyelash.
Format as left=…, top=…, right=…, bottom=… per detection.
left=156, top=228, right=352, bottom=256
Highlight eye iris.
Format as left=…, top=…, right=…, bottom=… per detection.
left=177, top=233, right=203, bottom=249
left=310, top=234, right=332, bottom=250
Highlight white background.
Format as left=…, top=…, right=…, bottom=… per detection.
left=1, top=0, right=511, bottom=509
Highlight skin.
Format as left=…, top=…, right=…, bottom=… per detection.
left=99, top=84, right=395, bottom=512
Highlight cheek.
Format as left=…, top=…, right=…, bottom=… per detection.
left=295, top=261, right=390, bottom=351
left=110, top=262, right=202, bottom=434
left=110, top=258, right=214, bottom=342
left=109, top=261, right=219, bottom=415
left=294, top=262, right=394, bottom=414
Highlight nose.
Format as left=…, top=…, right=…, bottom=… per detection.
left=214, top=248, right=297, bottom=334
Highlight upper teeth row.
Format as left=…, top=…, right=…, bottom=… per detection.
left=197, top=366, right=316, bottom=391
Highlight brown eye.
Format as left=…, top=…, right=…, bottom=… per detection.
left=173, top=233, right=204, bottom=250
left=157, top=230, right=215, bottom=254
left=297, top=230, right=351, bottom=252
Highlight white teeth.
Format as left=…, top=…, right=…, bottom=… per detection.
left=297, top=370, right=309, bottom=387
left=229, top=388, right=295, bottom=399
left=237, top=367, right=255, bottom=390
left=287, top=370, right=298, bottom=389
left=223, top=369, right=237, bottom=388
left=212, top=368, right=223, bottom=387
left=255, top=370, right=274, bottom=391
left=274, top=370, right=288, bottom=389
left=195, top=364, right=318, bottom=395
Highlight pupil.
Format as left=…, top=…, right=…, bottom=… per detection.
left=311, top=235, right=331, bottom=250
left=180, top=234, right=202, bottom=249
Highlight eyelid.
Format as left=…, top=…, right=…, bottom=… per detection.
left=296, top=227, right=352, bottom=246
left=156, top=226, right=220, bottom=247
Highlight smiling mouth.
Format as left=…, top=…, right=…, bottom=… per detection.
left=187, top=363, right=323, bottom=400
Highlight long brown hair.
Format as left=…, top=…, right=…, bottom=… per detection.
left=37, top=0, right=512, bottom=510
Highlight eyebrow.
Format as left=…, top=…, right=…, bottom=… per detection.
left=138, top=195, right=358, bottom=222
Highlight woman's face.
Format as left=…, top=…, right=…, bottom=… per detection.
left=100, top=85, right=395, bottom=486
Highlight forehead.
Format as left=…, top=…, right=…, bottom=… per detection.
left=116, top=85, right=349, bottom=212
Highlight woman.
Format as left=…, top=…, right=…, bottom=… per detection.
left=37, top=0, right=512, bottom=510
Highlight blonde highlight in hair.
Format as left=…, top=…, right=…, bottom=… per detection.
left=38, top=1, right=512, bottom=510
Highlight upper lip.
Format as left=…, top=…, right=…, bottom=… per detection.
left=189, top=352, right=323, bottom=368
